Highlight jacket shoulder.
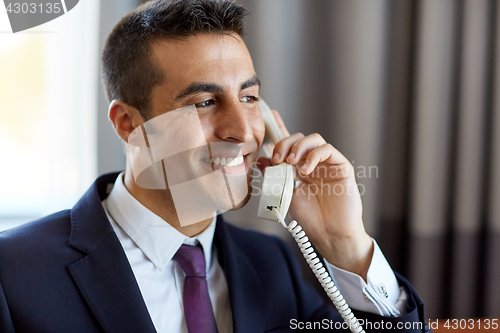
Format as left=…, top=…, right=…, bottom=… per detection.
left=219, top=220, right=339, bottom=323
left=0, top=210, right=73, bottom=258
left=222, top=221, right=287, bottom=246
left=222, top=222, right=290, bottom=255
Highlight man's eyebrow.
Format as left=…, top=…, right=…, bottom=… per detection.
left=241, top=76, right=261, bottom=91
left=175, top=83, right=224, bottom=100
left=175, top=76, right=261, bottom=100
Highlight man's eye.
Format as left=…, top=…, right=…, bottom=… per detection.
left=240, top=96, right=259, bottom=103
left=195, top=99, right=216, bottom=108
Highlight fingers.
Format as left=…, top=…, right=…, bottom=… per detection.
left=266, top=115, right=350, bottom=177
left=272, top=132, right=325, bottom=165
left=272, top=131, right=350, bottom=176
left=300, top=143, right=348, bottom=175
left=287, top=133, right=326, bottom=165
left=271, top=132, right=306, bottom=164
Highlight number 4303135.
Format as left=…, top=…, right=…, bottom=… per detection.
left=443, top=318, right=498, bottom=330
left=6, top=3, right=62, bottom=14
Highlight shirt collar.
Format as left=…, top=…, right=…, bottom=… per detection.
left=103, top=172, right=217, bottom=271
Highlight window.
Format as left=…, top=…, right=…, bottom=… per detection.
left=0, top=0, right=100, bottom=230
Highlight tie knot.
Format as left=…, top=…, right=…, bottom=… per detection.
left=173, top=244, right=206, bottom=277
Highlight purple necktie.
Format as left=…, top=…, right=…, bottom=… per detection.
left=173, top=244, right=218, bottom=333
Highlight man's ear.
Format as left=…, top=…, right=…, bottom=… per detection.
left=108, top=100, right=144, bottom=142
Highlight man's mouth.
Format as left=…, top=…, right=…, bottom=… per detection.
left=201, top=155, right=245, bottom=167
left=200, top=153, right=250, bottom=175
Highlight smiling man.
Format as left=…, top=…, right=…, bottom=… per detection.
left=116, top=33, right=263, bottom=229
left=0, top=1, right=429, bottom=332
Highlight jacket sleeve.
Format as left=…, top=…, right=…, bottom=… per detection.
left=0, top=280, right=15, bottom=333
left=350, top=273, right=431, bottom=333
left=273, top=236, right=431, bottom=333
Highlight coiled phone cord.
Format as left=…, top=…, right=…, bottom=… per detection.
left=271, top=207, right=365, bottom=333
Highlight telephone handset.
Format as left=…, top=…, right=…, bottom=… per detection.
left=257, top=99, right=365, bottom=333
left=257, top=99, right=295, bottom=222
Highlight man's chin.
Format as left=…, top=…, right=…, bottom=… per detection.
left=228, top=172, right=259, bottom=211
left=228, top=191, right=252, bottom=211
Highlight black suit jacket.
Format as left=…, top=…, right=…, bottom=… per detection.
left=0, top=173, right=428, bottom=332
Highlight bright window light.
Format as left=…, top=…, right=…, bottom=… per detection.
left=0, top=0, right=100, bottom=230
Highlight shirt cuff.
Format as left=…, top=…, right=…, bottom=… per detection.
left=323, top=238, right=406, bottom=316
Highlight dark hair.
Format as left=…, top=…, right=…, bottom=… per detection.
left=101, top=0, right=248, bottom=119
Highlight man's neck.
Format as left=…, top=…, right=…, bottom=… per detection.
left=122, top=171, right=212, bottom=237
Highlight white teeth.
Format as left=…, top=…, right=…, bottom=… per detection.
left=207, top=155, right=245, bottom=167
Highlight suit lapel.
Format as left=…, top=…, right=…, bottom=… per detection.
left=68, top=173, right=156, bottom=333
left=215, top=216, right=267, bottom=333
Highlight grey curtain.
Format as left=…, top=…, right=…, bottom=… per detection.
left=100, top=0, right=500, bottom=319
left=227, top=0, right=500, bottom=319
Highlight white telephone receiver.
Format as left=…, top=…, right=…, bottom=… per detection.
left=256, top=99, right=366, bottom=333
left=257, top=99, right=295, bottom=222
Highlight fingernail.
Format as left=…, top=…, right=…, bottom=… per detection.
left=301, top=164, right=308, bottom=172
left=273, top=153, right=280, bottom=161
left=289, top=153, right=295, bottom=159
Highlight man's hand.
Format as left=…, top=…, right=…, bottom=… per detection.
left=257, top=110, right=373, bottom=280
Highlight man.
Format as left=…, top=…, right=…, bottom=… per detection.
left=0, top=0, right=428, bottom=332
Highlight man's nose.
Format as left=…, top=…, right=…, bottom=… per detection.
left=214, top=102, right=254, bottom=143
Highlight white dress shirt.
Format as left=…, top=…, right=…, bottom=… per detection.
left=102, top=173, right=405, bottom=333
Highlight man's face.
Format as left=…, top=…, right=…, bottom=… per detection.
left=142, top=33, right=264, bottom=215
